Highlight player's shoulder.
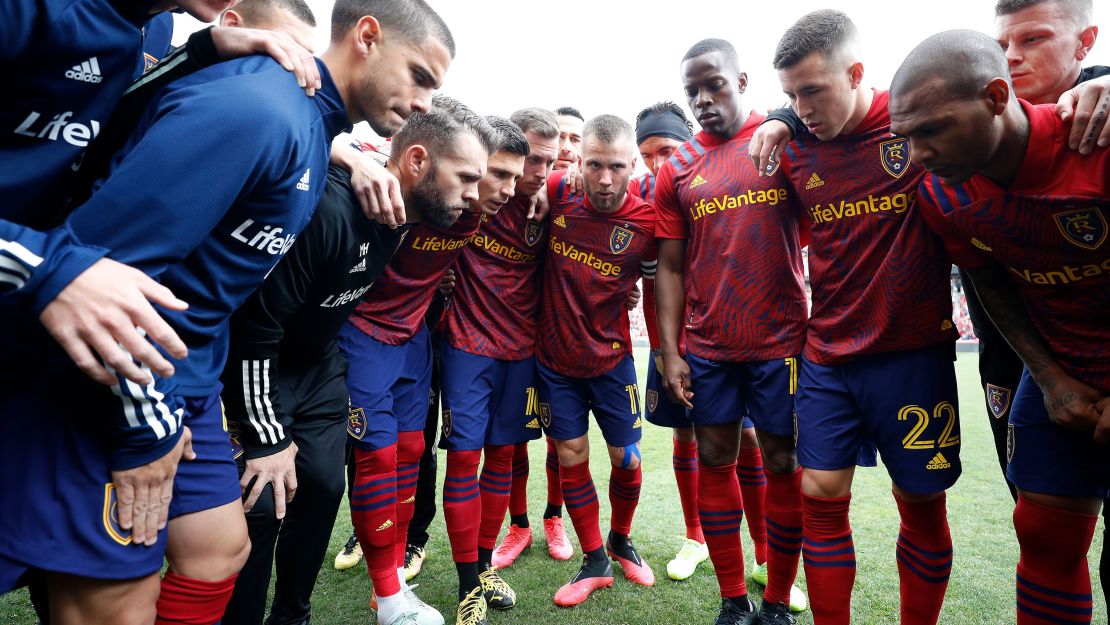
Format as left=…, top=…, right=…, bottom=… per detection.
left=917, top=172, right=983, bottom=217
left=547, top=169, right=579, bottom=204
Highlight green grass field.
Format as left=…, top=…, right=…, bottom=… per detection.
left=2, top=351, right=1105, bottom=624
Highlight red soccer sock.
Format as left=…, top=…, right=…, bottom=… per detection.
left=1013, top=496, right=1097, bottom=624
left=155, top=572, right=237, bottom=624
left=802, top=492, right=855, bottom=625
left=895, top=491, right=953, bottom=625
left=698, top=461, right=747, bottom=598
left=738, top=447, right=768, bottom=565
left=763, top=467, right=803, bottom=605
left=478, top=444, right=515, bottom=550
left=560, top=459, right=602, bottom=552
left=444, top=449, right=482, bottom=563
left=672, top=437, right=703, bottom=542
left=546, top=437, right=564, bottom=508
left=508, top=441, right=530, bottom=517
left=609, top=464, right=642, bottom=536
left=350, top=445, right=401, bottom=598
left=394, top=430, right=425, bottom=567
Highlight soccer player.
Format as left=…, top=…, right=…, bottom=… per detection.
left=747, top=11, right=962, bottom=625
left=653, top=41, right=808, bottom=625
left=537, top=114, right=655, bottom=607
left=220, top=0, right=317, bottom=50
left=889, top=29, right=1109, bottom=625
left=339, top=104, right=498, bottom=625
left=219, top=97, right=485, bottom=625
left=0, top=2, right=456, bottom=623
left=437, top=112, right=555, bottom=625
left=554, top=106, right=585, bottom=170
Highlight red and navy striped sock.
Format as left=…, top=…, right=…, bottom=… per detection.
left=560, top=459, right=602, bottom=552
left=349, top=445, right=401, bottom=598
left=546, top=437, right=564, bottom=511
left=698, top=461, right=747, bottom=598
left=1014, top=496, right=1096, bottom=625
left=394, top=430, right=425, bottom=567
left=444, top=449, right=482, bottom=563
left=738, top=447, right=768, bottom=565
left=609, top=465, right=642, bottom=536
left=895, top=491, right=952, bottom=625
left=508, top=442, right=530, bottom=518
left=478, top=444, right=515, bottom=551
left=802, top=492, right=855, bottom=625
left=155, top=572, right=238, bottom=624
left=672, top=438, right=703, bottom=542
left=763, top=467, right=803, bottom=605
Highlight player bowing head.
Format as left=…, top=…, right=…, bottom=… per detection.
left=476, top=117, right=529, bottom=217
left=681, top=39, right=748, bottom=139
left=220, top=0, right=318, bottom=51
left=581, top=115, right=637, bottom=212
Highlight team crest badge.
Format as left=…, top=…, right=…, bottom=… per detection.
left=764, top=152, right=781, bottom=176
left=879, top=137, right=910, bottom=179
left=441, top=409, right=453, bottom=439
left=102, top=484, right=132, bottom=546
left=1006, top=423, right=1015, bottom=463
left=986, top=384, right=1012, bottom=420
left=610, top=225, right=635, bottom=254
left=1053, top=207, right=1107, bottom=250
left=347, top=407, right=368, bottom=440
left=539, top=402, right=552, bottom=429
left=646, top=389, right=659, bottom=414
left=525, top=219, right=542, bottom=247
left=227, top=422, right=245, bottom=460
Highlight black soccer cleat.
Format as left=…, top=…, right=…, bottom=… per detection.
left=758, top=601, right=796, bottom=625
left=714, top=597, right=758, bottom=625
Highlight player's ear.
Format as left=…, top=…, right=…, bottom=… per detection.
left=220, top=9, right=241, bottom=28
left=984, top=77, right=1011, bottom=115
left=736, top=72, right=748, bottom=94
left=1076, top=25, right=1098, bottom=61
left=848, top=62, right=864, bottom=89
left=402, top=144, right=431, bottom=179
left=354, top=15, right=383, bottom=58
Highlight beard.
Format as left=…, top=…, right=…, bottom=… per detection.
left=411, top=165, right=469, bottom=229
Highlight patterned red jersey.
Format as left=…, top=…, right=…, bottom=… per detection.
left=441, top=194, right=549, bottom=360
left=629, top=172, right=664, bottom=349
left=781, top=90, right=957, bottom=365
left=654, top=113, right=807, bottom=362
left=349, top=210, right=481, bottom=345
left=537, top=170, right=655, bottom=378
left=918, top=101, right=1110, bottom=390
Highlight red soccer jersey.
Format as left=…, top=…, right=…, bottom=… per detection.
left=441, top=195, right=549, bottom=360
left=654, top=113, right=807, bottom=362
left=781, top=90, right=957, bottom=365
left=918, top=101, right=1110, bottom=390
left=537, top=170, right=655, bottom=378
left=349, top=210, right=481, bottom=345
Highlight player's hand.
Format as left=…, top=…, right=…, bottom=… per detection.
left=661, top=351, right=694, bottom=409
left=40, top=258, right=188, bottom=387
left=1056, top=76, right=1110, bottom=154
left=210, top=27, right=320, bottom=97
left=526, top=186, right=550, bottom=221
left=333, top=139, right=406, bottom=227
left=437, top=268, right=457, bottom=296
left=1093, top=397, right=1110, bottom=445
left=624, top=283, right=641, bottom=311
left=111, top=426, right=191, bottom=547
left=747, top=120, right=792, bottom=177
left=562, top=163, right=584, bottom=195
left=241, top=442, right=299, bottom=519
left=1036, top=371, right=1103, bottom=433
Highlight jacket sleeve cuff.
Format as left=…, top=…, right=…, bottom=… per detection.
left=109, top=425, right=183, bottom=472
left=243, top=433, right=293, bottom=460
left=29, top=244, right=108, bottom=315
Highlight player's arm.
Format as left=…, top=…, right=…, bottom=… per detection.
left=748, top=106, right=804, bottom=177
left=1055, top=74, right=1110, bottom=153
left=651, top=164, right=693, bottom=407
left=329, top=135, right=407, bottom=228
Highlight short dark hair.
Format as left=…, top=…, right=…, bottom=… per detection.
left=391, top=95, right=495, bottom=163
left=227, top=0, right=316, bottom=26
left=891, top=29, right=1011, bottom=102
left=510, top=107, right=560, bottom=140
left=773, top=9, right=858, bottom=70
left=486, top=116, right=530, bottom=157
left=995, top=0, right=1093, bottom=27
left=582, top=114, right=635, bottom=146
left=681, top=38, right=740, bottom=73
left=331, top=0, right=455, bottom=57
left=635, top=102, right=694, bottom=134
left=554, top=106, right=584, bottom=121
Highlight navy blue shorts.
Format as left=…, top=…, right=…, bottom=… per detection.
left=795, top=345, right=961, bottom=494
left=536, top=356, right=642, bottom=448
left=439, top=344, right=543, bottom=450
left=338, top=322, right=433, bottom=451
left=644, top=354, right=691, bottom=429
left=1006, top=370, right=1110, bottom=499
left=685, top=352, right=798, bottom=437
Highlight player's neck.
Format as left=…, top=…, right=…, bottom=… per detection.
left=980, top=103, right=1031, bottom=189
left=840, top=86, right=874, bottom=136
left=717, top=109, right=748, bottom=140
left=1029, top=65, right=1083, bottom=105
left=319, top=50, right=355, bottom=122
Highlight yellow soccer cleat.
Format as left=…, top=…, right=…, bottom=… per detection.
left=666, top=538, right=709, bottom=581
left=333, top=534, right=363, bottom=571
left=403, top=544, right=427, bottom=582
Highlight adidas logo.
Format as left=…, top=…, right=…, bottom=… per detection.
left=553, top=215, right=567, bottom=228
left=925, top=452, right=951, bottom=470
left=525, top=418, right=540, bottom=429
left=295, top=168, right=311, bottom=191
left=632, top=416, right=642, bottom=428
left=689, top=174, right=708, bottom=189
left=66, top=57, right=103, bottom=83
left=971, top=238, right=993, bottom=252
left=376, top=520, right=394, bottom=531
left=805, top=172, right=825, bottom=190
left=349, top=257, right=367, bottom=273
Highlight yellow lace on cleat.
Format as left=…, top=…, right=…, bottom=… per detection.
left=456, top=587, right=488, bottom=625
left=478, top=568, right=516, bottom=610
